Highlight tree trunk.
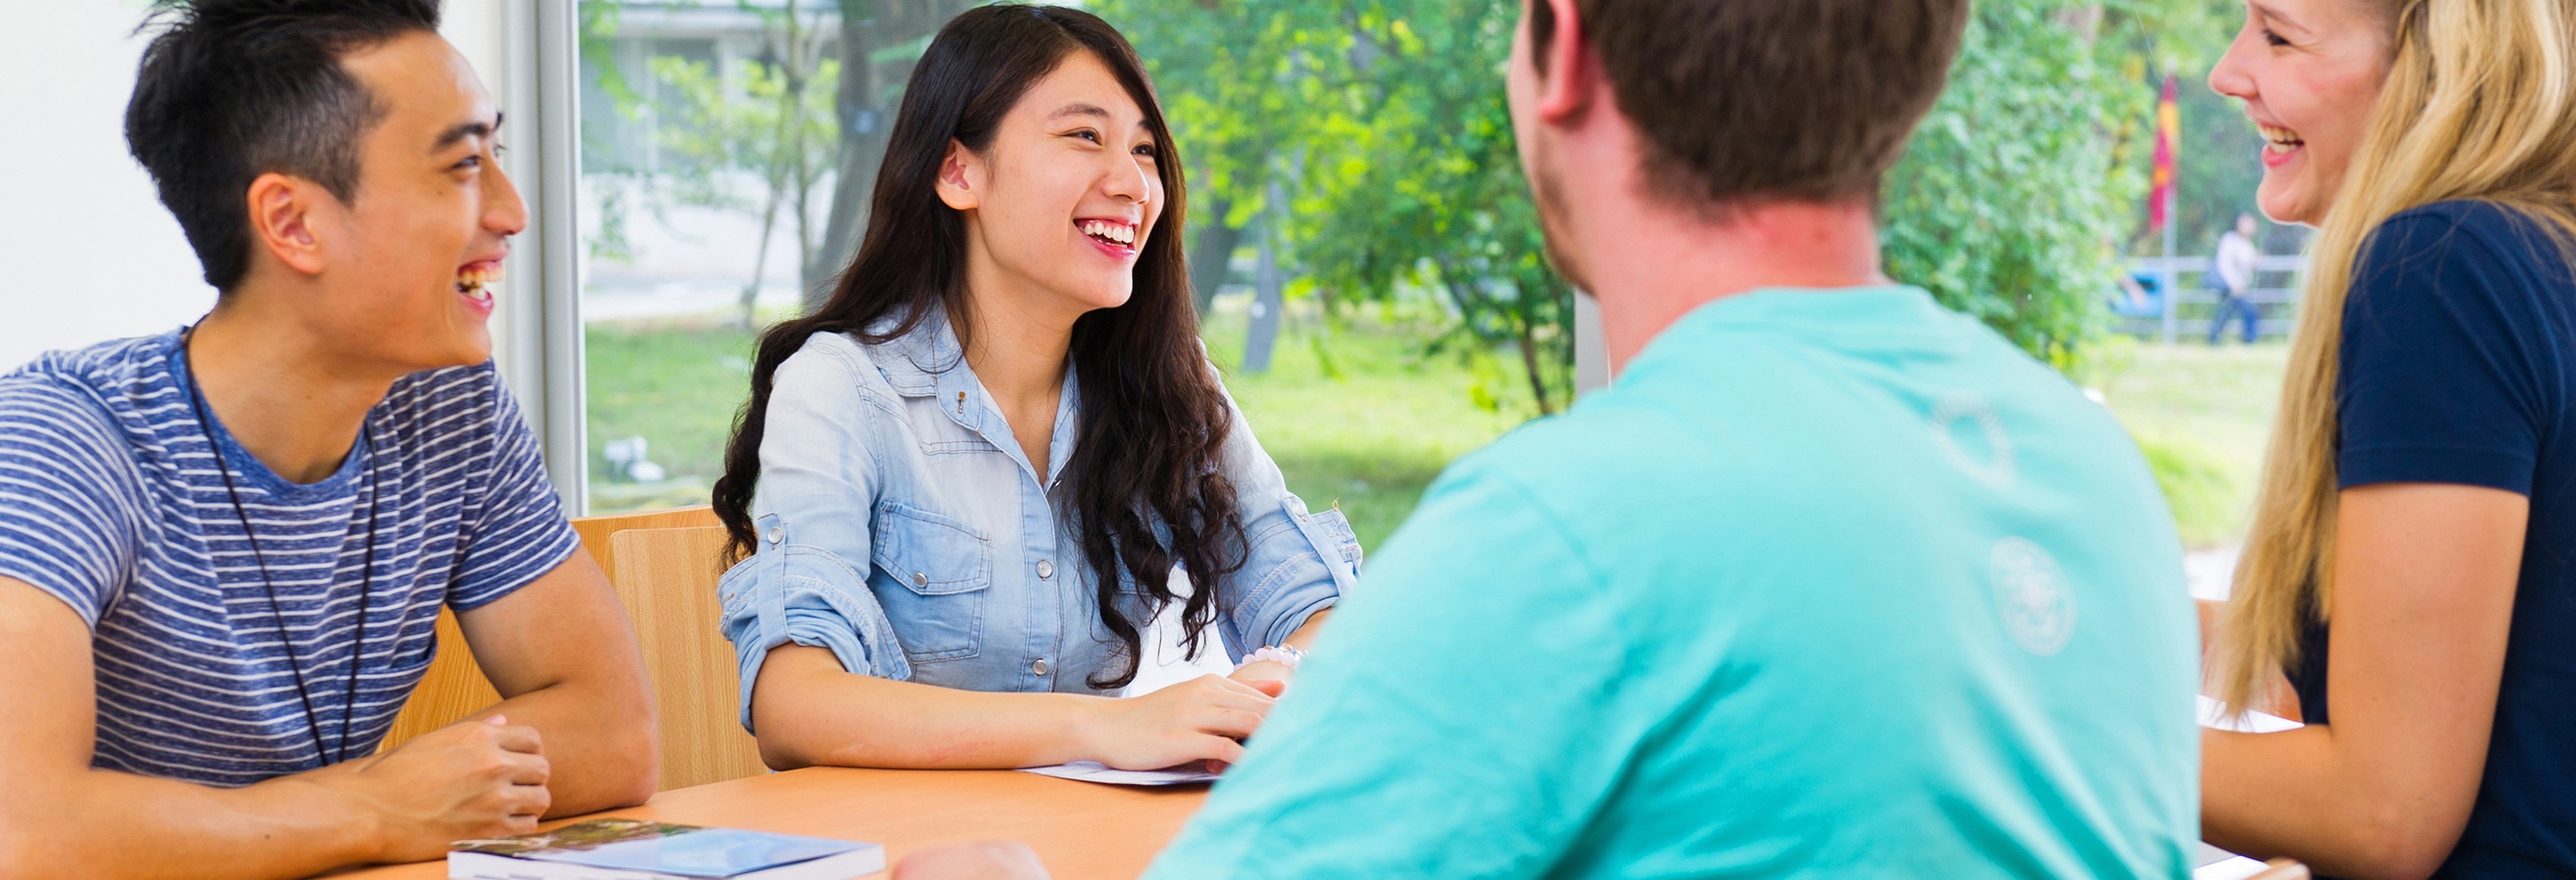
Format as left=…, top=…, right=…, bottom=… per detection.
left=1186, top=196, right=1238, bottom=317
left=1515, top=317, right=1554, bottom=416
left=744, top=191, right=785, bottom=328
left=1242, top=215, right=1284, bottom=373
left=807, top=0, right=980, bottom=312
left=808, top=0, right=886, bottom=312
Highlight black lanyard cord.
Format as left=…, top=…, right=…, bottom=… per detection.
left=180, top=326, right=384, bottom=768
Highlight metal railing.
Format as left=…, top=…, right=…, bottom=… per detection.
left=2116, top=254, right=2309, bottom=342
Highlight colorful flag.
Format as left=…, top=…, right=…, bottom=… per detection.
left=2149, top=74, right=2179, bottom=230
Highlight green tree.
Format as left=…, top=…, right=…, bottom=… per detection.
left=1882, top=0, right=2232, bottom=366
left=1111, top=0, right=1574, bottom=413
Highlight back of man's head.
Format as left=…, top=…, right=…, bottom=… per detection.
left=126, top=0, right=444, bottom=292
left=1530, top=0, right=1968, bottom=214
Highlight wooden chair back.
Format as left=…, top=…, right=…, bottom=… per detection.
left=608, top=525, right=769, bottom=789
left=379, top=507, right=759, bottom=792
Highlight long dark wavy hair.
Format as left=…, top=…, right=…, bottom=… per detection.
left=711, top=3, right=1244, bottom=690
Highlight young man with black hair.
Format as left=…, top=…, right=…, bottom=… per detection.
left=901, top=0, right=2199, bottom=877
left=0, top=2, right=657, bottom=877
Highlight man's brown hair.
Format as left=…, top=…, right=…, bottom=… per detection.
left=1530, top=0, right=1970, bottom=212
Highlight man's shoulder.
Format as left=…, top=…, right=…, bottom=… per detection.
left=3, top=331, right=180, bottom=402
left=0, top=334, right=182, bottom=452
left=1423, top=399, right=1768, bottom=549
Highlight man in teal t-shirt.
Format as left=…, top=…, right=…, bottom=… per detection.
left=891, top=0, right=2195, bottom=877
left=1137, top=283, right=2197, bottom=877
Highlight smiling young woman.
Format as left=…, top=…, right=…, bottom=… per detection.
left=2201, top=0, right=2576, bottom=877
left=704, top=3, right=1361, bottom=774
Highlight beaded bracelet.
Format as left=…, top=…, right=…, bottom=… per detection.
left=1240, top=644, right=1306, bottom=670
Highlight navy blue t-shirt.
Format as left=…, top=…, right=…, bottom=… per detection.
left=2289, top=200, right=2576, bottom=878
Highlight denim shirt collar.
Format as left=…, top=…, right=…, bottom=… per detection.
left=866, top=308, right=1083, bottom=489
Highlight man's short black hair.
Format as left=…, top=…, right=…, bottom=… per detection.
left=126, top=0, right=444, bottom=292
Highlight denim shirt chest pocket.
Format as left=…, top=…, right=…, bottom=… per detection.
left=868, top=500, right=993, bottom=662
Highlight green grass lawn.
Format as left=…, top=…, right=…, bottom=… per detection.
left=1196, top=301, right=1538, bottom=549
left=583, top=319, right=758, bottom=513
left=580, top=300, right=1536, bottom=551
left=2091, top=339, right=2290, bottom=547
left=582, top=308, right=2288, bottom=552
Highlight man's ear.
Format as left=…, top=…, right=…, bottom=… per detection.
left=1532, top=0, right=1597, bottom=125
left=934, top=140, right=982, bottom=212
left=244, top=172, right=332, bottom=278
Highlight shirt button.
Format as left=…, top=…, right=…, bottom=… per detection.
left=1032, top=658, right=1051, bottom=675
left=911, top=572, right=928, bottom=588
left=1036, top=559, right=1054, bottom=580
left=765, top=527, right=783, bottom=545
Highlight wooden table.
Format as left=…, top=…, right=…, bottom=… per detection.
left=327, top=768, right=1208, bottom=880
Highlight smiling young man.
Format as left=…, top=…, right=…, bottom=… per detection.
left=897, top=0, right=2199, bottom=877
left=0, top=2, right=657, bottom=878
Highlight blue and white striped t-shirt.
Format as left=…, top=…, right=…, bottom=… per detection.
left=0, top=330, right=580, bottom=787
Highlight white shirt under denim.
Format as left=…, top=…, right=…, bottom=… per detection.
left=718, top=312, right=1360, bottom=730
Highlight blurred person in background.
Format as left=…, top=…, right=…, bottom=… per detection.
left=2210, top=212, right=2264, bottom=344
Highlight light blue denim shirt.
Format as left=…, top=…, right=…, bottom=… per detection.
left=717, top=311, right=1361, bottom=729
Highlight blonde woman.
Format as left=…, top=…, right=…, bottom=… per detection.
left=2201, top=0, right=2576, bottom=877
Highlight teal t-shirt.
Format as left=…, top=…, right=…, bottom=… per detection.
left=1144, top=287, right=2199, bottom=879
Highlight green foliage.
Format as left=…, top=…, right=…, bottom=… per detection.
left=1202, top=302, right=1539, bottom=548
left=648, top=54, right=842, bottom=212
left=1883, top=0, right=2161, bottom=368
left=1106, top=0, right=1573, bottom=414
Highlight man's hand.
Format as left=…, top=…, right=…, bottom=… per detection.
left=893, top=841, right=1052, bottom=880
left=1074, top=674, right=1278, bottom=770
left=451, top=549, right=659, bottom=815
left=311, top=715, right=552, bottom=862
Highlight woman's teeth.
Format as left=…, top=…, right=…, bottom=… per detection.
left=2258, top=124, right=2304, bottom=154
left=1079, top=220, right=1136, bottom=246
left=456, top=265, right=499, bottom=300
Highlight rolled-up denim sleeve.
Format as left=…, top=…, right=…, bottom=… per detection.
left=716, top=525, right=911, bottom=733
left=713, top=339, right=912, bottom=733
left=1211, top=367, right=1362, bottom=655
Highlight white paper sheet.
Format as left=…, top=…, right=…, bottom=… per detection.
left=2196, top=694, right=2304, bottom=733
left=1017, top=760, right=1222, bottom=786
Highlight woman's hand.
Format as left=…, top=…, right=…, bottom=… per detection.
left=1226, top=659, right=1296, bottom=692
left=1074, top=674, right=1280, bottom=770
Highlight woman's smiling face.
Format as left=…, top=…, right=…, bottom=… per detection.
left=938, top=49, right=1164, bottom=319
left=2208, top=0, right=2395, bottom=226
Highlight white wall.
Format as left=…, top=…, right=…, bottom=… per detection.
left=0, top=1, right=208, bottom=368
left=0, top=0, right=521, bottom=371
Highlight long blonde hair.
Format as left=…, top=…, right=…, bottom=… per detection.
left=2216, top=0, right=2576, bottom=713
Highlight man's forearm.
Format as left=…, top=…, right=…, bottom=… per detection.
left=5, top=766, right=380, bottom=880
left=465, top=680, right=659, bottom=816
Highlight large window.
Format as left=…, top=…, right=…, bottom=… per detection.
left=577, top=0, right=978, bottom=513
left=568, top=0, right=1574, bottom=550
left=561, top=1, right=2295, bottom=597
